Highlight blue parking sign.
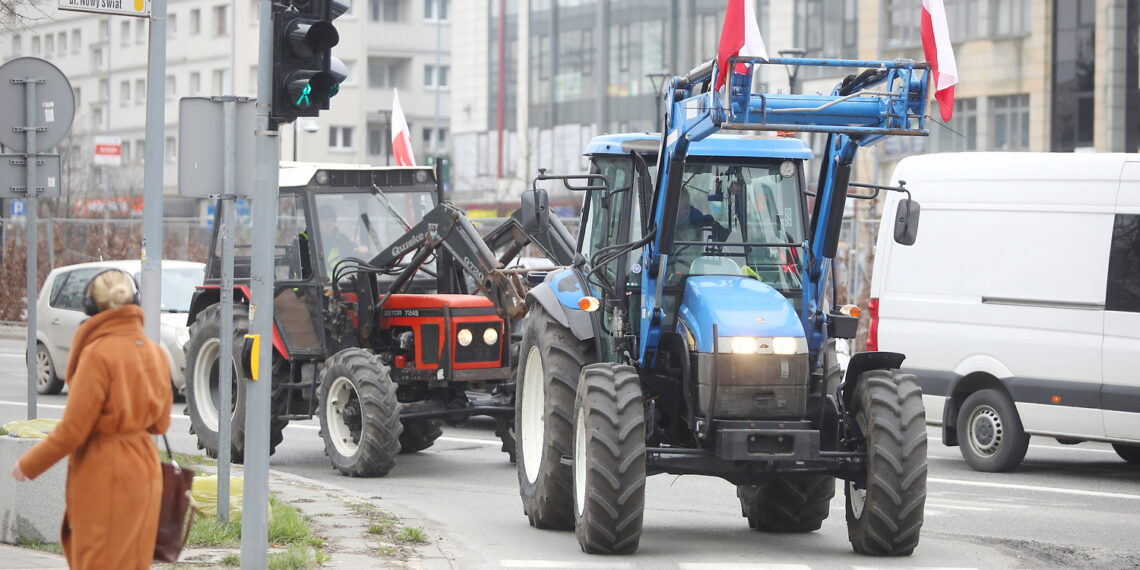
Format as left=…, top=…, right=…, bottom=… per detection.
left=9, top=199, right=25, bottom=218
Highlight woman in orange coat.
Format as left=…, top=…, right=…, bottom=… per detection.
left=11, top=269, right=172, bottom=569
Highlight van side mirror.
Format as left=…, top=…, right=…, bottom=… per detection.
left=521, top=188, right=550, bottom=234
left=893, top=198, right=920, bottom=245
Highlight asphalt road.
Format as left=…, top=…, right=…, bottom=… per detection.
left=2, top=338, right=1138, bottom=569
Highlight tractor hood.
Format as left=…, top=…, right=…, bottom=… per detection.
left=677, top=276, right=805, bottom=353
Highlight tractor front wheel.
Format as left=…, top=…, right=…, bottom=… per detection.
left=318, top=348, right=402, bottom=477
left=738, top=475, right=835, bottom=532
left=573, top=363, right=646, bottom=554
left=845, top=369, right=927, bottom=556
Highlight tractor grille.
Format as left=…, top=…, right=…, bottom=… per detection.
left=694, top=353, right=809, bottom=419
left=455, top=321, right=502, bottom=364
left=419, top=324, right=440, bottom=364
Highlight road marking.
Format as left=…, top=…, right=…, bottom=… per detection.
left=501, top=561, right=633, bottom=568
left=678, top=565, right=810, bottom=570
left=929, top=477, right=1140, bottom=501
left=1029, top=443, right=1116, bottom=455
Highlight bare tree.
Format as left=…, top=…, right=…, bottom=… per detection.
left=2, top=0, right=52, bottom=33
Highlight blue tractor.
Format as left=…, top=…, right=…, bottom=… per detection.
left=514, top=57, right=929, bottom=555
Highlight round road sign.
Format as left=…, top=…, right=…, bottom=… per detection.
left=0, top=57, right=76, bottom=153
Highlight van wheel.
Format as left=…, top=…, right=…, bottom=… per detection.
left=1112, top=444, right=1140, bottom=464
left=956, top=389, right=1029, bottom=472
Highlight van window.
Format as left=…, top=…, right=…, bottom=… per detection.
left=1106, top=214, right=1140, bottom=313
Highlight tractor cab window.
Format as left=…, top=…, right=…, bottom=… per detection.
left=669, top=159, right=806, bottom=294
left=312, top=190, right=437, bottom=280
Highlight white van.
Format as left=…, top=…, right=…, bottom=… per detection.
left=869, top=152, right=1140, bottom=472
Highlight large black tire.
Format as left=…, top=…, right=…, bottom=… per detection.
left=956, top=388, right=1029, bottom=472
left=184, top=304, right=287, bottom=462
left=1112, top=443, right=1140, bottom=464
left=516, top=302, right=592, bottom=530
left=496, top=415, right=517, bottom=464
left=318, top=348, right=403, bottom=477
left=35, top=343, right=64, bottom=395
left=737, top=475, right=836, bottom=532
left=573, top=363, right=646, bottom=554
left=398, top=419, right=443, bottom=453
left=845, top=369, right=927, bottom=556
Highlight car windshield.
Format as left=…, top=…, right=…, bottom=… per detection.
left=670, top=158, right=806, bottom=292
left=136, top=267, right=202, bottom=312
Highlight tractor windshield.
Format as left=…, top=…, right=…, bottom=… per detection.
left=669, top=158, right=806, bottom=293
left=313, top=190, right=436, bottom=275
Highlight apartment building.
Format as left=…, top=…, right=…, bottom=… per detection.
left=452, top=0, right=1138, bottom=213
left=1, top=0, right=451, bottom=216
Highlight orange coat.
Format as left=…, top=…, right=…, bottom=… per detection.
left=20, top=305, right=172, bottom=570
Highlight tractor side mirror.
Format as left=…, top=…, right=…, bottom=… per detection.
left=893, top=198, right=920, bottom=245
left=521, top=188, right=551, bottom=234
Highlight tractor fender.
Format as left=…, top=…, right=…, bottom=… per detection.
left=839, top=351, right=906, bottom=411
left=527, top=283, right=596, bottom=342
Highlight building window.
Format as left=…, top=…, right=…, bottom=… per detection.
left=190, top=71, right=201, bottom=95
left=1106, top=214, right=1140, bottom=313
left=71, top=29, right=81, bottom=53
left=992, top=0, right=1029, bottom=35
left=45, top=33, right=55, bottom=57
left=122, top=140, right=131, bottom=162
left=214, top=5, right=229, bottom=36
left=73, top=86, right=82, bottom=108
left=371, top=0, right=401, bottom=22
left=166, top=136, right=177, bottom=163
left=213, top=69, right=228, bottom=93
left=92, top=47, right=104, bottom=70
left=1052, top=0, right=1095, bottom=151
left=991, top=94, right=1029, bottom=150
left=99, top=20, right=109, bottom=40
left=329, top=126, right=353, bottom=151
left=99, top=78, right=109, bottom=101
left=121, top=21, right=131, bottom=45
left=12, top=34, right=21, bottom=55
left=933, top=98, right=977, bottom=151
left=368, top=125, right=387, bottom=157
left=120, top=80, right=131, bottom=107
left=31, top=35, right=40, bottom=56
left=92, top=107, right=103, bottom=131
left=191, top=8, right=202, bottom=34
left=136, top=19, right=147, bottom=43
left=424, top=0, right=448, bottom=21
left=166, top=75, right=177, bottom=99
left=368, top=58, right=400, bottom=88
left=135, top=79, right=146, bottom=104
left=58, top=32, right=67, bottom=53
left=944, top=0, right=980, bottom=41
left=795, top=0, right=859, bottom=80
left=169, top=13, right=178, bottom=36
left=424, top=64, right=449, bottom=89
left=885, top=0, right=921, bottom=47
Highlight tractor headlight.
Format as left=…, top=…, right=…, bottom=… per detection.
left=482, top=327, right=499, bottom=345
left=771, top=337, right=800, bottom=355
left=729, top=337, right=761, bottom=354
left=457, top=328, right=473, bottom=347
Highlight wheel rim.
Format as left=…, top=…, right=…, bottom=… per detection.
left=967, top=404, right=1003, bottom=457
left=521, top=345, right=545, bottom=485
left=574, top=405, right=588, bottom=516
left=326, top=375, right=364, bottom=457
left=35, top=347, right=53, bottom=389
left=192, top=337, right=221, bottom=430
left=848, top=482, right=866, bottom=519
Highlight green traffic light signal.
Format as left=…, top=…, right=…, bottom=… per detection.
left=296, top=83, right=312, bottom=108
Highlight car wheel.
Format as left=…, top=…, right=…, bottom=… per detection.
left=956, top=389, right=1029, bottom=472
left=35, top=344, right=64, bottom=395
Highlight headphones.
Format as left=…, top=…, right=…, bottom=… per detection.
left=82, top=268, right=142, bottom=317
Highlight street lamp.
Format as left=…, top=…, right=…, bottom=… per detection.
left=777, top=48, right=806, bottom=95
left=646, top=70, right=672, bottom=130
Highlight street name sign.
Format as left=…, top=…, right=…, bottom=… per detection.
left=58, top=0, right=150, bottom=18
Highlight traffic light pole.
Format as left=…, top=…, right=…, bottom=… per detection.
left=240, top=0, right=278, bottom=566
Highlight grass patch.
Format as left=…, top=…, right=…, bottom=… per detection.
left=268, top=496, right=313, bottom=544
left=187, top=496, right=316, bottom=548
left=378, top=545, right=398, bottom=556
left=367, top=520, right=396, bottom=535
left=396, top=526, right=429, bottom=544
left=267, top=544, right=324, bottom=570
left=159, top=450, right=216, bottom=470
left=15, top=538, right=61, bottom=554
left=188, top=515, right=242, bottom=547
left=220, top=553, right=241, bottom=566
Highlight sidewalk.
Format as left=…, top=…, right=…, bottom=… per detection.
left=0, top=468, right=442, bottom=569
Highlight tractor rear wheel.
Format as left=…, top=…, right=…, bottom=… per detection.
left=318, top=348, right=403, bottom=477
left=737, top=475, right=836, bottom=532
left=516, top=303, right=592, bottom=530
left=845, top=369, right=927, bottom=556
left=573, top=363, right=646, bottom=554
left=399, top=419, right=443, bottom=453
left=184, top=303, right=286, bottom=462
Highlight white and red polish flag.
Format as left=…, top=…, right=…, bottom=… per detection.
left=715, top=0, right=770, bottom=92
left=391, top=89, right=417, bottom=166
left=920, top=0, right=959, bottom=121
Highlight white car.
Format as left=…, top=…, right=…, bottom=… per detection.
left=34, top=260, right=206, bottom=396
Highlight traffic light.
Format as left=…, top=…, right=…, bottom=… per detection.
left=271, top=0, right=349, bottom=124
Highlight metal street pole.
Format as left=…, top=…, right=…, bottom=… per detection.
left=22, top=78, right=38, bottom=421
left=240, top=0, right=279, bottom=565
left=142, top=0, right=169, bottom=344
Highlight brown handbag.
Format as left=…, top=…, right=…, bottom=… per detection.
left=154, top=434, right=197, bottom=563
